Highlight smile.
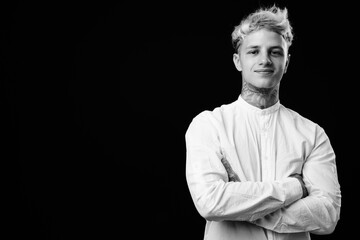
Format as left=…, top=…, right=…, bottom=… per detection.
left=254, top=69, right=274, bottom=73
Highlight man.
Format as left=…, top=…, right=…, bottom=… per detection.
left=185, top=6, right=341, bottom=240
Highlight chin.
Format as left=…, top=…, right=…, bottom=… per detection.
left=253, top=76, right=282, bottom=88
left=252, top=80, right=275, bottom=89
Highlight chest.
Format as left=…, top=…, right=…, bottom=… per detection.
left=220, top=117, right=312, bottom=181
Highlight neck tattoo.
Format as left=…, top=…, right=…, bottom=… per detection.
left=241, top=81, right=279, bottom=109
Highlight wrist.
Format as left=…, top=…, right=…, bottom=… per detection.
left=291, top=174, right=308, bottom=198
left=281, top=177, right=303, bottom=206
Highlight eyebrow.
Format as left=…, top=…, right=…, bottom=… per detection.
left=245, top=45, right=284, bottom=50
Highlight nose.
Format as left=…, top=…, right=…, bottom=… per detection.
left=259, top=54, right=272, bottom=65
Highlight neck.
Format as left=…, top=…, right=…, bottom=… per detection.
left=241, top=81, right=279, bottom=109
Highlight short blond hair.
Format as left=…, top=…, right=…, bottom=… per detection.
left=231, top=6, right=293, bottom=52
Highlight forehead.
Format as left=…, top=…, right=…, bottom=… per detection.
left=241, top=29, right=287, bottom=50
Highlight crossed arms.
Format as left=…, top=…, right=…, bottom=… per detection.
left=185, top=116, right=341, bottom=235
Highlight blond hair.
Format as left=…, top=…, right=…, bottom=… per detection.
left=231, top=6, right=293, bottom=52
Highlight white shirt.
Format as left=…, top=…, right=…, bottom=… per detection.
left=185, top=95, right=341, bottom=240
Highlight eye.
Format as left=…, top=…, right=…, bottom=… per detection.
left=270, top=50, right=283, bottom=56
left=247, top=49, right=259, bottom=55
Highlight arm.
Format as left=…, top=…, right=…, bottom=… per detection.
left=185, top=114, right=303, bottom=222
left=252, top=126, right=341, bottom=234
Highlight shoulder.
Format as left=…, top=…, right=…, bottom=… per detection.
left=279, top=104, right=325, bottom=136
left=189, top=101, right=237, bottom=127
left=186, top=101, right=238, bottom=136
left=281, top=105, right=315, bottom=124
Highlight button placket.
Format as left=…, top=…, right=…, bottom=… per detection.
left=260, top=114, right=269, bottom=181
left=260, top=113, right=274, bottom=181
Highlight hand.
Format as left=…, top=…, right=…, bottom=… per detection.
left=290, top=173, right=308, bottom=198
left=221, top=157, right=240, bottom=182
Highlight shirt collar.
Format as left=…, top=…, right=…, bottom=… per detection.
left=237, top=95, right=280, bottom=115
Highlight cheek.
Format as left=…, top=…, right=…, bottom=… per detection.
left=277, top=65, right=285, bottom=74
left=240, top=58, right=256, bottom=72
left=274, top=60, right=287, bottom=72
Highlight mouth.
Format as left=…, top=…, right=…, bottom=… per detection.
left=254, top=69, right=274, bottom=74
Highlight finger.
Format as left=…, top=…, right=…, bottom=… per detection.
left=221, top=157, right=241, bottom=182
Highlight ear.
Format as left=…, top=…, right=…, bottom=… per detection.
left=233, top=53, right=242, bottom=72
left=284, top=54, right=291, bottom=73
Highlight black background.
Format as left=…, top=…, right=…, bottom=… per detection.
left=2, top=1, right=356, bottom=239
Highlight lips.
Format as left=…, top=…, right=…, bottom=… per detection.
left=254, top=68, right=274, bottom=73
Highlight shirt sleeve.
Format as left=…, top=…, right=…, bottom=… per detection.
left=252, top=126, right=341, bottom=234
left=185, top=113, right=303, bottom=222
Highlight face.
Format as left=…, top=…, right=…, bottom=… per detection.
left=233, top=29, right=290, bottom=89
